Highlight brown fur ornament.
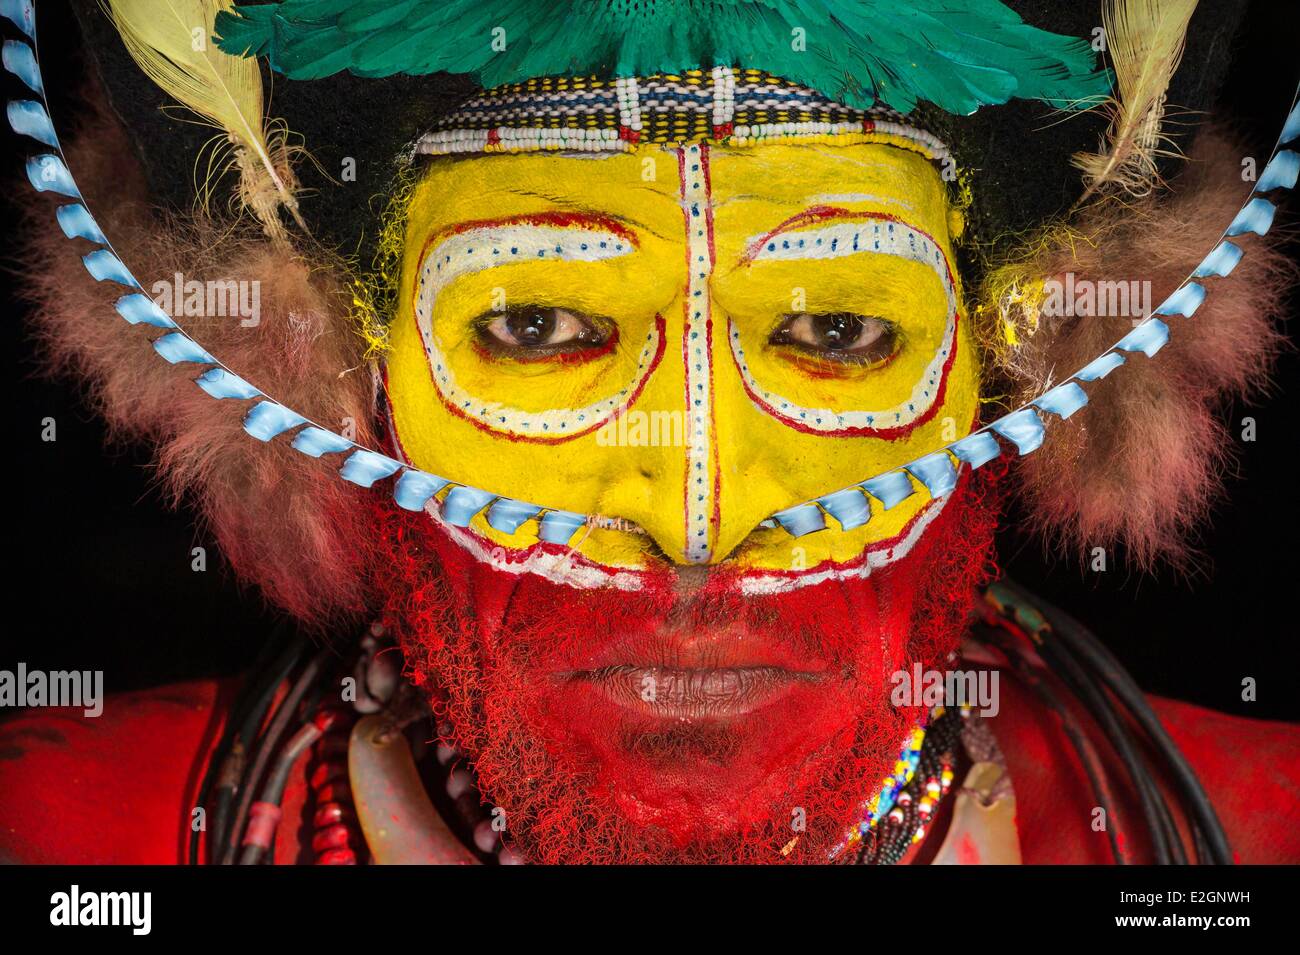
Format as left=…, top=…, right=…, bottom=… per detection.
left=17, top=109, right=381, bottom=625
left=983, top=128, right=1293, bottom=569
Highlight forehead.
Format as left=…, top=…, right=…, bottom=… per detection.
left=406, top=143, right=952, bottom=245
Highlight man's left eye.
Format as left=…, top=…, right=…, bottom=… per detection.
left=479, top=306, right=609, bottom=352
left=770, top=312, right=897, bottom=363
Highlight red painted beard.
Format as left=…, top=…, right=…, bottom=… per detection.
left=374, top=468, right=1002, bottom=864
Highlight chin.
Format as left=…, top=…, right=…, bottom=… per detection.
left=374, top=467, right=1002, bottom=863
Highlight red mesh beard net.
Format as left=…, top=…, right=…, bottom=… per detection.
left=373, top=466, right=1003, bottom=864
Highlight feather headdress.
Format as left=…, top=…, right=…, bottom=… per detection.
left=1072, top=0, right=1200, bottom=202
left=213, top=0, right=1112, bottom=116
left=104, top=0, right=306, bottom=240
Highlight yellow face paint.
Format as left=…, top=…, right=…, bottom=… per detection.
left=384, top=141, right=980, bottom=577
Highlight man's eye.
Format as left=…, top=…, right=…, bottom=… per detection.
left=478, top=306, right=609, bottom=352
left=770, top=312, right=897, bottom=364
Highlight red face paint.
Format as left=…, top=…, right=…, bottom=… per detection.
left=373, top=464, right=1004, bottom=863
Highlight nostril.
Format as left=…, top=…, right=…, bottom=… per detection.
left=639, top=466, right=654, bottom=480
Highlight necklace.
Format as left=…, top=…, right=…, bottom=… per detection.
left=854, top=705, right=966, bottom=864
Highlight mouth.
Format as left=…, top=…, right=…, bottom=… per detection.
left=564, top=664, right=827, bottom=718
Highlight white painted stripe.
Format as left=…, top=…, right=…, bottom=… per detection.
left=737, top=493, right=950, bottom=596
left=680, top=143, right=717, bottom=564
left=415, top=491, right=946, bottom=595
left=421, top=225, right=630, bottom=296
left=427, top=505, right=649, bottom=592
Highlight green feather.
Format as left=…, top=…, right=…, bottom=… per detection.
left=215, top=0, right=1111, bottom=115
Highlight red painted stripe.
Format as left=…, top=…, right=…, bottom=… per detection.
left=700, top=143, right=722, bottom=550
left=425, top=211, right=640, bottom=248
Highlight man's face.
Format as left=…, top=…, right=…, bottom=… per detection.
left=380, top=141, right=991, bottom=862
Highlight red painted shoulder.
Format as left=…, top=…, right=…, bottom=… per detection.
left=988, top=673, right=1299, bottom=864
left=0, top=680, right=233, bottom=863
left=1148, top=695, right=1300, bottom=865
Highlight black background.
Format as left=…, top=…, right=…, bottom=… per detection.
left=2, top=2, right=1296, bottom=721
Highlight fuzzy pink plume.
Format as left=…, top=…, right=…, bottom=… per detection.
left=16, top=110, right=381, bottom=625
left=986, top=127, right=1294, bottom=570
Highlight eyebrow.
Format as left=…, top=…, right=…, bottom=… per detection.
left=740, top=205, right=853, bottom=263
left=740, top=210, right=957, bottom=305
left=418, top=212, right=637, bottom=294
left=740, top=208, right=947, bottom=270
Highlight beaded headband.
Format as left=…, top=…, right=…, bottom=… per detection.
left=415, top=67, right=952, bottom=164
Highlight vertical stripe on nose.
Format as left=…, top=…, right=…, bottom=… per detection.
left=678, top=143, right=718, bottom=564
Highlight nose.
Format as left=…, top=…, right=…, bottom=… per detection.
left=595, top=310, right=719, bottom=565
left=596, top=145, right=780, bottom=566
left=598, top=301, right=795, bottom=566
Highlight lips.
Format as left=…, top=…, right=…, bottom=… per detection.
left=549, top=606, right=840, bottom=723
left=567, top=664, right=826, bottom=718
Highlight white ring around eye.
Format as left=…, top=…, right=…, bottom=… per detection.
left=729, top=218, right=959, bottom=437
left=411, top=224, right=664, bottom=441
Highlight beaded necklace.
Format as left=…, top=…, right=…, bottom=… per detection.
left=854, top=705, right=966, bottom=864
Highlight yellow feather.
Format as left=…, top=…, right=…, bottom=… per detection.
left=1072, top=0, right=1199, bottom=204
left=103, top=0, right=305, bottom=239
